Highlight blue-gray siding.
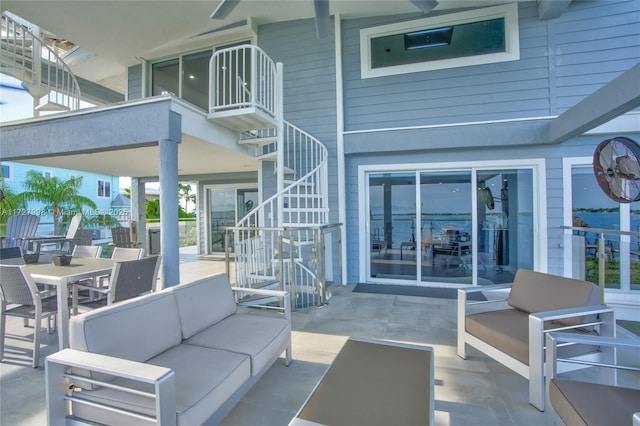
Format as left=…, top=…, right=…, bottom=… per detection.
left=259, top=18, right=339, bottom=224
left=341, top=1, right=639, bottom=132
left=127, top=64, right=143, bottom=100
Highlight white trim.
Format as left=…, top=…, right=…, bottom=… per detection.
left=358, top=158, right=546, bottom=285
left=360, top=3, right=520, bottom=79
left=335, top=14, right=348, bottom=286
left=344, top=115, right=556, bottom=135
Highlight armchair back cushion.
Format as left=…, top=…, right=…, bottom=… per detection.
left=507, top=269, right=601, bottom=326
left=70, top=292, right=182, bottom=362
left=170, top=274, right=237, bottom=339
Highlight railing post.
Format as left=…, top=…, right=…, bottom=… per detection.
left=598, top=233, right=606, bottom=303
left=289, top=232, right=297, bottom=312
left=224, top=230, right=231, bottom=279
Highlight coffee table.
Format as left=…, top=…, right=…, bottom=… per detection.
left=290, top=337, right=434, bottom=425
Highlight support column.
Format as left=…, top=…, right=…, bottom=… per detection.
left=159, top=112, right=181, bottom=287
left=130, top=178, right=147, bottom=253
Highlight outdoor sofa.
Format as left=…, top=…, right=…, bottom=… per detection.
left=45, top=273, right=291, bottom=425
left=457, top=269, right=616, bottom=411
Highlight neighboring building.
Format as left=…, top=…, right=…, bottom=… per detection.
left=1, top=161, right=123, bottom=234
left=0, top=1, right=638, bottom=317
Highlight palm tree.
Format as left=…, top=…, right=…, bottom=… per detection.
left=21, top=170, right=97, bottom=234
left=178, top=183, right=196, bottom=213
left=0, top=181, right=27, bottom=229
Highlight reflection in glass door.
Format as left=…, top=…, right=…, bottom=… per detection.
left=208, top=187, right=258, bottom=254
left=367, top=167, right=534, bottom=286
left=420, top=171, right=472, bottom=284
left=369, top=173, right=417, bottom=281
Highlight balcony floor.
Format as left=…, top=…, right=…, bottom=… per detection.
left=1, top=246, right=637, bottom=425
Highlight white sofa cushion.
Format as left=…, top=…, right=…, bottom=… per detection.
left=170, top=273, right=237, bottom=339
left=69, top=291, right=182, bottom=362
left=184, top=313, right=291, bottom=376
left=72, top=344, right=251, bottom=426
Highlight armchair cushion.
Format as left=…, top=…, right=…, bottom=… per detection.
left=507, top=269, right=601, bottom=326
left=549, top=378, right=640, bottom=426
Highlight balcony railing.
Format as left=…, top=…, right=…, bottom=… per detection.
left=563, top=225, right=640, bottom=298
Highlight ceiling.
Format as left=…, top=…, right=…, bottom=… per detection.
left=10, top=133, right=258, bottom=180
left=1, top=0, right=524, bottom=85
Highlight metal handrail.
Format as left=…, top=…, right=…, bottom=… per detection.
left=1, top=11, right=82, bottom=112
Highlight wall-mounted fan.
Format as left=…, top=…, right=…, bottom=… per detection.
left=593, top=136, right=640, bottom=203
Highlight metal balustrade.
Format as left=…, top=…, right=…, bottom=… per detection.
left=209, top=45, right=277, bottom=118
left=1, top=11, right=81, bottom=113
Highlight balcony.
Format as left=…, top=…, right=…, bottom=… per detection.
left=2, top=246, right=639, bottom=425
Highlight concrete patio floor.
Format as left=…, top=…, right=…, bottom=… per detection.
left=1, top=247, right=637, bottom=425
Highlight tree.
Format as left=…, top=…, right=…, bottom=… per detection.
left=0, top=182, right=27, bottom=228
left=178, top=183, right=196, bottom=214
left=21, top=170, right=97, bottom=234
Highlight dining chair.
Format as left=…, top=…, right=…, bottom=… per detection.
left=111, top=246, right=145, bottom=260
left=71, top=256, right=161, bottom=314
left=0, top=247, right=25, bottom=265
left=0, top=264, right=58, bottom=368
left=71, top=245, right=103, bottom=259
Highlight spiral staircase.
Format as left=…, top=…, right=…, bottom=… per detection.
left=208, top=45, right=330, bottom=308
left=1, top=12, right=81, bottom=114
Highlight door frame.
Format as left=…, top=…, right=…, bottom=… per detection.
left=358, top=158, right=547, bottom=286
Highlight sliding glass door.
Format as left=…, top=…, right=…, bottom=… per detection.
left=367, top=166, right=535, bottom=286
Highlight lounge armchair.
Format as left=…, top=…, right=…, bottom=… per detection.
left=457, top=269, right=616, bottom=411
left=1, top=214, right=40, bottom=251
left=545, top=332, right=640, bottom=425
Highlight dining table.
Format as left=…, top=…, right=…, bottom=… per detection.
left=26, top=256, right=116, bottom=349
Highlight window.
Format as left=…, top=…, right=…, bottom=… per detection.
left=0, top=163, right=12, bottom=181
left=360, top=3, right=519, bottom=78
left=43, top=170, right=52, bottom=179
left=150, top=41, right=250, bottom=111
left=98, top=180, right=111, bottom=198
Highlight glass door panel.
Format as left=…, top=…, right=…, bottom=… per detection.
left=209, top=188, right=236, bottom=253
left=369, top=172, right=417, bottom=281
left=475, top=169, right=533, bottom=284
left=420, top=171, right=473, bottom=284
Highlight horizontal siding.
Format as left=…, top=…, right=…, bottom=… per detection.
left=551, top=0, right=640, bottom=115
left=342, top=1, right=639, bottom=132
left=259, top=18, right=340, bottom=223
left=127, top=64, right=143, bottom=100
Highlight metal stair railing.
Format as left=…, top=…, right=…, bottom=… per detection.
left=1, top=11, right=81, bottom=113
left=209, top=44, right=277, bottom=117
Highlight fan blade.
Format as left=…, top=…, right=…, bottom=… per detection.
left=598, top=141, right=616, bottom=170
left=210, top=0, right=240, bottom=19
left=314, top=0, right=330, bottom=39
left=410, top=0, right=439, bottom=13
left=609, top=175, right=626, bottom=199
left=617, top=155, right=640, bottom=180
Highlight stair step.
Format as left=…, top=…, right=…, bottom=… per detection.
left=256, top=151, right=277, bottom=161
left=21, top=81, right=49, bottom=98
left=35, top=101, right=70, bottom=112
left=239, top=136, right=277, bottom=146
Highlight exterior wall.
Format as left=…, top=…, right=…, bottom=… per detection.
left=258, top=18, right=340, bottom=224
left=342, top=1, right=639, bottom=131
left=127, top=64, right=144, bottom=100
left=339, top=0, right=640, bottom=283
